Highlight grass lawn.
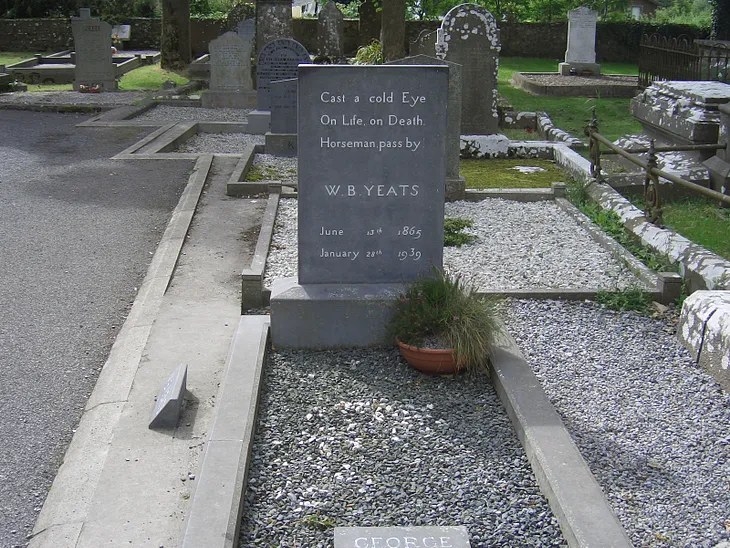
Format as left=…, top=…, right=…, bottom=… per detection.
left=629, top=195, right=730, bottom=259
left=0, top=51, right=41, bottom=66
left=462, top=158, right=565, bottom=189
left=498, top=57, right=642, bottom=142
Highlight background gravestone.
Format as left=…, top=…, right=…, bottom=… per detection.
left=202, top=31, right=255, bottom=108
left=255, top=0, right=293, bottom=55
left=266, top=78, right=299, bottom=156
left=409, top=29, right=436, bottom=56
left=358, top=0, right=381, bottom=47
left=386, top=54, right=464, bottom=201
left=437, top=3, right=500, bottom=134
left=256, top=38, right=309, bottom=111
left=237, top=18, right=255, bottom=50
left=317, top=2, right=344, bottom=60
left=559, top=6, right=601, bottom=76
left=71, top=9, right=116, bottom=91
left=297, top=64, right=448, bottom=284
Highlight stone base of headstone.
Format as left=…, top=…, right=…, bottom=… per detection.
left=445, top=176, right=465, bottom=202
left=201, top=90, right=257, bottom=109
left=270, top=277, right=407, bottom=348
left=247, top=110, right=271, bottom=134
left=265, top=132, right=297, bottom=156
left=559, top=62, right=601, bottom=76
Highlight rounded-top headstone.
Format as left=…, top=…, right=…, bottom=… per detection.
left=256, top=38, right=309, bottom=111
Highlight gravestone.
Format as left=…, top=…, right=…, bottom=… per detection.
left=358, top=0, right=381, bottom=47
left=71, top=8, right=117, bottom=91
left=317, top=2, right=345, bottom=60
left=201, top=31, right=256, bottom=108
left=410, top=29, right=437, bottom=56
left=334, top=526, right=471, bottom=548
left=265, top=78, right=298, bottom=156
left=249, top=38, right=309, bottom=134
left=255, top=0, right=293, bottom=55
left=111, top=23, right=131, bottom=49
left=436, top=4, right=500, bottom=134
left=559, top=6, right=601, bottom=76
left=237, top=18, right=255, bottom=49
left=386, top=54, right=464, bottom=201
left=270, top=64, right=449, bottom=347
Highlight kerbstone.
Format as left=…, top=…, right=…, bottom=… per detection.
left=334, top=526, right=471, bottom=548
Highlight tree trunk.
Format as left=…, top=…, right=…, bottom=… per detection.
left=380, top=0, right=405, bottom=61
left=712, top=0, right=730, bottom=40
left=161, top=0, right=191, bottom=70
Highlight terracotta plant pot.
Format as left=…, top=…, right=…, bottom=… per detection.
left=396, top=338, right=460, bottom=375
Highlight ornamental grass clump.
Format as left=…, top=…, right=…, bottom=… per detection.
left=389, top=269, right=500, bottom=374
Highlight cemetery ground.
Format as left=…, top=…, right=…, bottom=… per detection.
left=2, top=67, right=730, bottom=548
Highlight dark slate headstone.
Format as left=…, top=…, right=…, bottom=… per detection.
left=149, top=364, right=187, bottom=429
left=410, top=28, right=437, bottom=56
left=317, top=1, right=344, bottom=60
left=256, top=38, right=309, bottom=111
left=334, top=526, right=471, bottom=548
left=358, top=0, right=381, bottom=47
left=437, top=4, right=500, bottom=134
left=298, top=64, right=448, bottom=284
left=255, top=0, right=293, bottom=55
left=71, top=9, right=116, bottom=91
left=270, top=78, right=298, bottom=134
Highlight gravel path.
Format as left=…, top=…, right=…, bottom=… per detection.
left=176, top=132, right=264, bottom=153
left=264, top=198, right=644, bottom=291
left=239, top=348, right=567, bottom=548
left=505, top=300, right=730, bottom=548
left=133, top=105, right=251, bottom=123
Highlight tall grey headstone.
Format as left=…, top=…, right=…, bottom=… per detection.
left=317, top=2, right=344, bottom=60
left=265, top=78, right=298, bottom=156
left=255, top=0, right=293, bottom=55
left=358, top=0, right=380, bottom=47
left=256, top=38, right=309, bottom=111
left=437, top=4, right=500, bottom=134
left=202, top=31, right=256, bottom=108
left=386, top=54, right=464, bottom=201
left=410, top=28, right=437, bottom=56
left=71, top=9, right=116, bottom=91
left=297, top=65, right=448, bottom=284
left=559, top=6, right=601, bottom=76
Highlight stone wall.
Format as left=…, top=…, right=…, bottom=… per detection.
left=0, top=17, right=711, bottom=62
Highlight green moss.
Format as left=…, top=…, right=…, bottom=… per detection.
left=461, top=158, right=565, bottom=189
left=245, top=165, right=278, bottom=182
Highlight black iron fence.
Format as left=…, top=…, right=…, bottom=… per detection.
left=638, top=34, right=730, bottom=88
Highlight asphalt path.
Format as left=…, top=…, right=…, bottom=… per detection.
left=0, top=110, right=193, bottom=547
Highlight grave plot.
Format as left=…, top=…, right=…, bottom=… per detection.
left=131, top=105, right=251, bottom=124
left=506, top=300, right=730, bottom=547
left=263, top=198, right=649, bottom=293
left=176, top=131, right=263, bottom=154
left=244, top=154, right=297, bottom=187
left=238, top=347, right=568, bottom=547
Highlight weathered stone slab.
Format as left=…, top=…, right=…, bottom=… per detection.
left=297, top=64, right=448, bottom=284
left=437, top=4, right=500, bottom=134
left=71, top=9, right=116, bottom=91
left=270, top=77, right=297, bottom=134
left=317, top=1, right=344, bottom=60
left=202, top=31, right=255, bottom=108
left=149, top=364, right=187, bottom=429
left=256, top=38, right=309, bottom=111
left=255, top=0, right=292, bottom=55
left=334, top=526, right=471, bottom=548
left=559, top=6, right=600, bottom=76
left=386, top=54, right=464, bottom=200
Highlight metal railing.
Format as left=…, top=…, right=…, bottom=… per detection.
left=638, top=33, right=730, bottom=88
left=584, top=110, right=729, bottom=227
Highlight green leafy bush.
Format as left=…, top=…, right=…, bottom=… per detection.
left=351, top=40, right=383, bottom=65
left=444, top=217, right=477, bottom=247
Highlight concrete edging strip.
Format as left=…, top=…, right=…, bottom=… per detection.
left=490, top=323, right=634, bottom=548
left=242, top=191, right=280, bottom=309
left=29, top=155, right=214, bottom=548
left=180, top=315, right=270, bottom=548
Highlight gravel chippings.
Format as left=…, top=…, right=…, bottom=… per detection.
left=264, top=198, right=645, bottom=290
left=505, top=300, right=730, bottom=548
left=250, top=154, right=298, bottom=185
left=133, top=104, right=251, bottom=123
left=239, top=348, right=567, bottom=548
left=444, top=200, right=641, bottom=290
left=176, top=132, right=264, bottom=153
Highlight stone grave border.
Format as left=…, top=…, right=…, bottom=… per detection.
left=511, top=72, right=639, bottom=98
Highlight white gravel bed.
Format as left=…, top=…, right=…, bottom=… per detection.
left=264, top=198, right=644, bottom=291
left=239, top=347, right=567, bottom=548
left=176, top=132, right=264, bottom=153
left=0, top=90, right=146, bottom=107
left=250, top=154, right=298, bottom=185
left=505, top=300, right=730, bottom=548
left=132, top=104, right=250, bottom=123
